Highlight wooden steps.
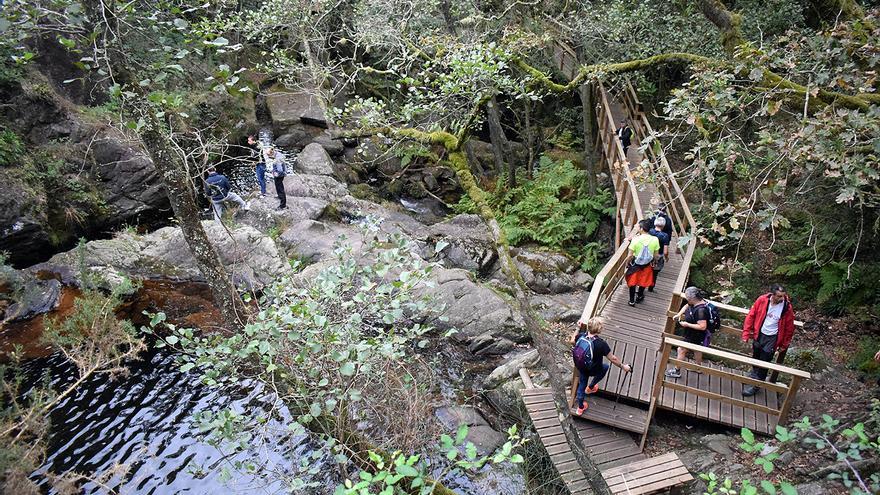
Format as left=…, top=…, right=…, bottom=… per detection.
left=569, top=395, right=649, bottom=434
left=601, top=452, right=694, bottom=495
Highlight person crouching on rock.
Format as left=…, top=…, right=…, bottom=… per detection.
left=570, top=316, right=632, bottom=416
left=625, top=219, right=660, bottom=307
left=204, top=168, right=248, bottom=223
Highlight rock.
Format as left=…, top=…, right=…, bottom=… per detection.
left=678, top=448, right=716, bottom=472
left=241, top=196, right=328, bottom=232
left=701, top=434, right=734, bottom=456
left=759, top=444, right=778, bottom=456
left=266, top=84, right=327, bottom=128
left=2, top=278, right=61, bottom=322
left=530, top=293, right=585, bottom=323
left=279, top=220, right=366, bottom=263
left=778, top=450, right=795, bottom=466
left=728, top=463, right=744, bottom=472
left=435, top=406, right=506, bottom=455
left=284, top=173, right=349, bottom=201
left=511, top=249, right=589, bottom=294
left=297, top=143, right=335, bottom=176
left=36, top=222, right=288, bottom=291
left=423, top=172, right=439, bottom=191
left=794, top=482, right=827, bottom=495
left=484, top=349, right=540, bottom=388
left=312, top=133, right=345, bottom=157
left=419, top=267, right=528, bottom=356
left=275, top=129, right=311, bottom=150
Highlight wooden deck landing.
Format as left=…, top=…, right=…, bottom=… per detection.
left=602, top=452, right=694, bottom=495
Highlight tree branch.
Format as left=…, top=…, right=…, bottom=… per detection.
left=695, top=0, right=745, bottom=56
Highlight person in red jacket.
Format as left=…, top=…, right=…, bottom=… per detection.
left=741, top=284, right=796, bottom=396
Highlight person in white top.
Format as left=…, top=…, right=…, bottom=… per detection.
left=741, top=284, right=796, bottom=397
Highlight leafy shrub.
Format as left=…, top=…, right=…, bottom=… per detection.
left=0, top=127, right=23, bottom=167
left=455, top=155, right=614, bottom=272
left=852, top=336, right=880, bottom=381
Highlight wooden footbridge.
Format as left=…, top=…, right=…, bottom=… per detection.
left=518, top=42, right=811, bottom=494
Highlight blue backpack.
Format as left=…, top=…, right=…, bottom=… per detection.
left=705, top=302, right=721, bottom=334
left=572, top=335, right=595, bottom=371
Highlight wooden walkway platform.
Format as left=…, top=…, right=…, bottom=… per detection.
left=602, top=453, right=693, bottom=495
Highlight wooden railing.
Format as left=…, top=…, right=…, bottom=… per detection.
left=649, top=335, right=811, bottom=435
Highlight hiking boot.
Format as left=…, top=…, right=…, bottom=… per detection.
left=636, top=295, right=645, bottom=303
left=664, top=368, right=681, bottom=379
left=586, top=384, right=600, bottom=395
left=575, top=404, right=588, bottom=416
left=277, top=205, right=287, bottom=210
left=628, top=301, right=636, bottom=307
left=648, top=286, right=654, bottom=292
left=742, top=385, right=758, bottom=397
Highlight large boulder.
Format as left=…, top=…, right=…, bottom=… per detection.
left=484, top=349, right=540, bottom=389
left=435, top=406, right=506, bottom=455
left=421, top=267, right=528, bottom=356
left=1, top=278, right=61, bottom=323
left=511, top=248, right=594, bottom=294
left=35, top=222, right=288, bottom=291
left=297, top=143, right=335, bottom=176
left=284, top=173, right=349, bottom=201
left=242, top=195, right=328, bottom=233
left=279, top=220, right=366, bottom=263
left=266, top=84, right=327, bottom=128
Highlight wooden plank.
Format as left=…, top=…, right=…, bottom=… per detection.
left=606, top=465, right=691, bottom=492
left=667, top=358, right=790, bottom=394
left=570, top=396, right=649, bottom=434
left=602, top=452, right=679, bottom=475
left=662, top=381, right=780, bottom=416
left=664, top=336, right=811, bottom=379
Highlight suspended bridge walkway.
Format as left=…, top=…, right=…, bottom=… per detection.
left=518, top=41, right=811, bottom=494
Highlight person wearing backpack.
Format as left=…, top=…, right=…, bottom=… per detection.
left=665, top=286, right=718, bottom=379
left=570, top=316, right=632, bottom=416
left=648, top=216, right=670, bottom=292
left=625, top=219, right=660, bottom=307
left=266, top=146, right=287, bottom=210
left=741, top=284, right=796, bottom=397
left=204, top=168, right=249, bottom=223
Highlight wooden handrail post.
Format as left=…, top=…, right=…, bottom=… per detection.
left=569, top=367, right=579, bottom=408
left=777, top=375, right=802, bottom=426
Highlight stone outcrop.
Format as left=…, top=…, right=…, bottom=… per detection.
left=35, top=222, right=288, bottom=291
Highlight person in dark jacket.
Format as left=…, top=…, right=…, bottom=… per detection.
left=205, top=168, right=248, bottom=223
left=616, top=120, right=633, bottom=156
left=647, top=215, right=670, bottom=292
left=266, top=147, right=287, bottom=210
left=570, top=317, right=631, bottom=416
left=665, top=286, right=709, bottom=379
left=650, top=205, right=674, bottom=238
left=741, top=284, right=797, bottom=396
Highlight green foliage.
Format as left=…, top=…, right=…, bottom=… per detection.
left=851, top=336, right=880, bottom=380
left=477, top=155, right=613, bottom=272
left=0, top=127, right=24, bottom=167
left=703, top=412, right=880, bottom=495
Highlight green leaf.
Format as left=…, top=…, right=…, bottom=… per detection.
left=510, top=454, right=524, bottom=463
left=434, top=240, right=449, bottom=254
left=396, top=464, right=418, bottom=478
left=741, top=428, right=755, bottom=444
left=760, top=480, right=777, bottom=494
left=340, top=362, right=356, bottom=376
left=165, top=335, right=179, bottom=345
left=455, top=423, right=468, bottom=444
left=779, top=482, right=797, bottom=495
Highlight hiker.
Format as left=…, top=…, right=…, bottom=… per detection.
left=616, top=119, right=633, bottom=156
left=741, top=284, right=796, bottom=396
left=204, top=168, right=248, bottom=223
left=266, top=146, right=287, bottom=210
left=570, top=316, right=632, bottom=416
left=650, top=205, right=674, bottom=238
left=624, top=219, right=660, bottom=307
left=665, top=286, right=710, bottom=379
left=248, top=135, right=267, bottom=197
left=648, top=216, right=670, bottom=292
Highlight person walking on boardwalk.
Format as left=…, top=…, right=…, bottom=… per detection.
left=625, top=219, right=660, bottom=307
left=664, top=286, right=710, bottom=379
left=650, top=204, right=673, bottom=238
left=570, top=317, right=632, bottom=416
left=741, top=284, right=796, bottom=396
left=647, top=216, right=670, bottom=292
left=266, top=146, right=288, bottom=210
left=616, top=119, right=633, bottom=156
left=204, top=168, right=249, bottom=223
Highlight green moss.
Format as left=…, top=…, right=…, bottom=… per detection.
left=0, top=127, right=24, bottom=167
left=349, top=183, right=379, bottom=201
left=851, top=336, right=880, bottom=380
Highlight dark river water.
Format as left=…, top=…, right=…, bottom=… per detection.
left=29, top=350, right=335, bottom=495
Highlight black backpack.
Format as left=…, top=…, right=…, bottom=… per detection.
left=704, top=302, right=721, bottom=334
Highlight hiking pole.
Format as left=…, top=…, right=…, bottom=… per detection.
left=612, top=364, right=634, bottom=411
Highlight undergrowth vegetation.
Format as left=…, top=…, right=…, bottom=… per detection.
left=455, top=155, right=614, bottom=272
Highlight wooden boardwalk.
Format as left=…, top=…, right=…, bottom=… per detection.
left=531, top=40, right=809, bottom=493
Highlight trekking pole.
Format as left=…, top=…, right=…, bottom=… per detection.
left=612, top=364, right=634, bottom=411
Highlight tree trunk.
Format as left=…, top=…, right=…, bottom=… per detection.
left=695, top=0, right=744, bottom=56
left=139, top=116, right=244, bottom=330
left=523, top=99, right=535, bottom=180
left=579, top=83, right=599, bottom=195
left=486, top=97, right=514, bottom=188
